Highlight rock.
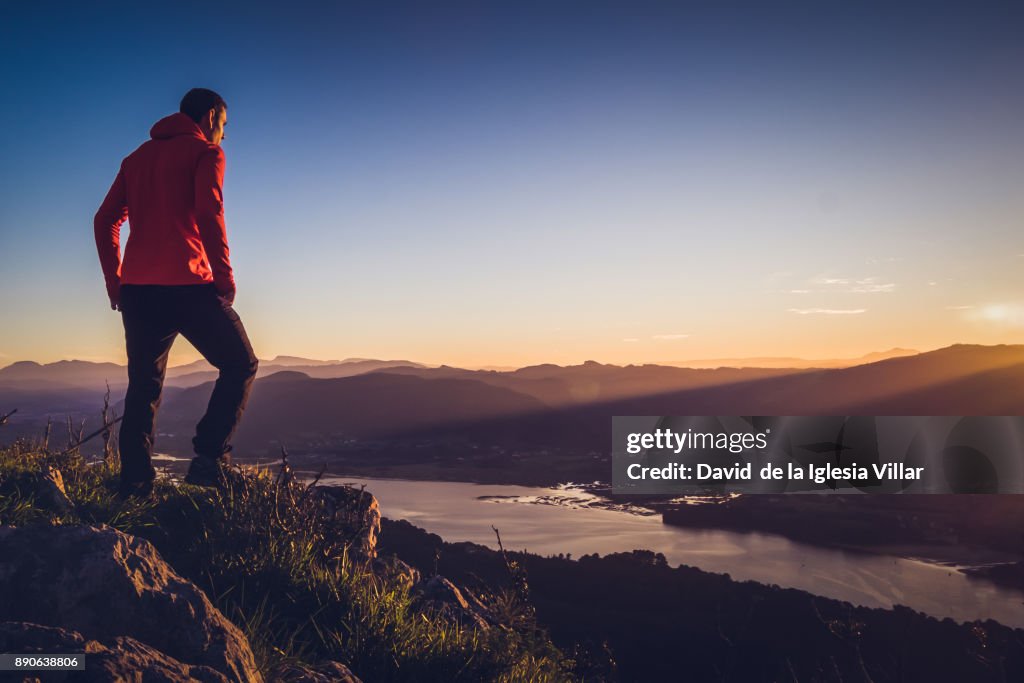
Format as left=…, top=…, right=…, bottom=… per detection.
left=312, top=485, right=381, bottom=560
left=37, top=466, right=74, bottom=513
left=0, top=524, right=262, bottom=683
left=0, top=620, right=87, bottom=652
left=411, top=575, right=492, bottom=632
left=90, top=636, right=232, bottom=683
left=0, top=621, right=230, bottom=682
left=371, top=554, right=421, bottom=591
left=455, top=584, right=492, bottom=615
left=0, top=467, right=74, bottom=515
left=267, top=660, right=362, bottom=682
left=419, top=575, right=470, bottom=610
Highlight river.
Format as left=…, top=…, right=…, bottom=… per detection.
left=315, top=473, right=1024, bottom=629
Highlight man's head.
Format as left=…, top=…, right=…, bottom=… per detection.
left=180, top=88, right=228, bottom=145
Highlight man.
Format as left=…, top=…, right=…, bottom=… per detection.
left=94, top=88, right=259, bottom=499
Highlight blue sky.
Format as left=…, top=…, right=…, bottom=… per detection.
left=1, top=1, right=1022, bottom=367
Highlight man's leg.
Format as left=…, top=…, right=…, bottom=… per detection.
left=119, top=285, right=178, bottom=485
left=178, top=285, right=259, bottom=461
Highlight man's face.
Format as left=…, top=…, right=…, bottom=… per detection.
left=202, top=106, right=228, bottom=146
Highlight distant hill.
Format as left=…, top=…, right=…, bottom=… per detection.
left=661, top=347, right=919, bottom=369
left=437, top=344, right=1024, bottom=453
left=0, top=356, right=427, bottom=391
left=158, top=371, right=548, bottom=449
left=138, top=344, right=1024, bottom=463
left=0, top=348, right=923, bottom=396
left=5, top=345, right=1023, bottom=468
left=375, top=361, right=805, bottom=406
left=169, top=355, right=396, bottom=371
left=0, top=360, right=125, bottom=389
left=163, top=358, right=427, bottom=387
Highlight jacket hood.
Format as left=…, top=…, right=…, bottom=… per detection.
left=150, top=112, right=204, bottom=140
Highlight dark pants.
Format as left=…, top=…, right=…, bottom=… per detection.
left=118, top=283, right=258, bottom=483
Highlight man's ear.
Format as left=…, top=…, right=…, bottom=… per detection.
left=206, top=107, right=216, bottom=130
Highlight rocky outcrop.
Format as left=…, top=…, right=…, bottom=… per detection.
left=268, top=660, right=362, bottom=682
left=0, top=621, right=230, bottom=682
left=370, top=554, right=494, bottom=631
left=37, top=466, right=74, bottom=513
left=0, top=466, right=74, bottom=515
left=411, top=575, right=494, bottom=631
left=371, top=553, right=422, bottom=591
left=313, top=485, right=381, bottom=560
left=0, top=524, right=261, bottom=683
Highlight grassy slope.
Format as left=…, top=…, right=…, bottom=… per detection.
left=0, top=439, right=583, bottom=682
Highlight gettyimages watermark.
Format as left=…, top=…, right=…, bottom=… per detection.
left=612, top=416, right=1024, bottom=494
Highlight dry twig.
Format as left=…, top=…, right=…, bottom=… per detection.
left=58, top=415, right=124, bottom=456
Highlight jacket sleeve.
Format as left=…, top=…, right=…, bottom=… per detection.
left=195, top=145, right=235, bottom=294
left=93, top=164, right=128, bottom=301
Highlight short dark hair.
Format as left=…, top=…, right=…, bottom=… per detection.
left=179, top=88, right=227, bottom=124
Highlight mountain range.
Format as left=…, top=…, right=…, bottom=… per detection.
left=0, top=348, right=920, bottom=392
left=0, top=356, right=425, bottom=391
left=658, top=348, right=919, bottom=369
left=2, top=345, right=1022, bottom=473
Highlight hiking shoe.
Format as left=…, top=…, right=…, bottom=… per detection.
left=116, top=478, right=155, bottom=502
left=184, top=454, right=232, bottom=489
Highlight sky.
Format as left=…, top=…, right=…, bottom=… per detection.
left=1, top=1, right=1022, bottom=368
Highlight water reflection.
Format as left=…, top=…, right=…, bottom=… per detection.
left=318, top=474, right=1024, bottom=628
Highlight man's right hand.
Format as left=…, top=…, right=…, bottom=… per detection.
left=108, top=284, right=121, bottom=311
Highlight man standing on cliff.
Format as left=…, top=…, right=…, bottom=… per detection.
left=94, top=88, right=258, bottom=499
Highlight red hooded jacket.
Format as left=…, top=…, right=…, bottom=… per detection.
left=94, top=112, right=234, bottom=302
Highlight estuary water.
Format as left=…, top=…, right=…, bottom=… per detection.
left=316, top=473, right=1024, bottom=628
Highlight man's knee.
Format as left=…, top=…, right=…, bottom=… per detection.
left=125, top=368, right=165, bottom=400
left=219, top=353, right=258, bottom=380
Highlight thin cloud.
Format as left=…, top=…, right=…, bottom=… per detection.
left=808, top=276, right=895, bottom=294
left=849, top=278, right=895, bottom=293
left=788, top=308, right=866, bottom=315
left=946, top=305, right=974, bottom=310
left=622, top=338, right=640, bottom=343
left=652, top=334, right=690, bottom=340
